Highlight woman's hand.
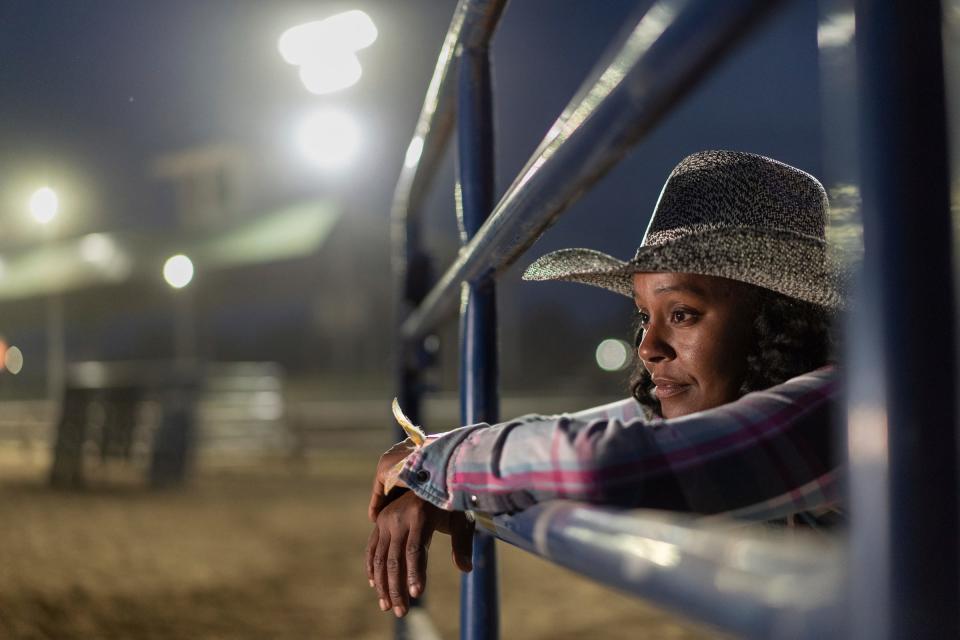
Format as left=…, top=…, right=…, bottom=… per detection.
left=368, top=438, right=417, bottom=522
left=365, top=491, right=474, bottom=617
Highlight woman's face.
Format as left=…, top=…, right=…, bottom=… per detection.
left=632, top=272, right=759, bottom=418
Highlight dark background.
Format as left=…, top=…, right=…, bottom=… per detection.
left=0, top=0, right=824, bottom=397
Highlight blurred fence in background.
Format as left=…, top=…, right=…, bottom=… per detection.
left=0, top=378, right=614, bottom=473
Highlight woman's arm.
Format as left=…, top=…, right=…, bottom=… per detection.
left=398, top=367, right=839, bottom=518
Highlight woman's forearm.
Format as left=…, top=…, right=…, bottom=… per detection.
left=399, top=367, right=839, bottom=518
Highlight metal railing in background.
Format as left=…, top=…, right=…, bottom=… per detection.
left=391, top=0, right=958, bottom=637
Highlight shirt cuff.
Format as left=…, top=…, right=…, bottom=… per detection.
left=399, top=423, right=489, bottom=511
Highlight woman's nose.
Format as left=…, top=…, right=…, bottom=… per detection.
left=637, top=323, right=674, bottom=363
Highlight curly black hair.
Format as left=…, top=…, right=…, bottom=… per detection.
left=629, top=286, right=836, bottom=417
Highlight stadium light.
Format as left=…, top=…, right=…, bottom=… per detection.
left=29, top=187, right=58, bottom=224
left=298, top=51, right=363, bottom=95
left=163, top=254, right=194, bottom=289
left=278, top=10, right=377, bottom=95
left=297, top=108, right=360, bottom=169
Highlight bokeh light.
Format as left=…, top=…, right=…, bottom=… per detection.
left=79, top=233, right=116, bottom=264
left=278, top=10, right=377, bottom=95
left=5, top=345, right=24, bottom=375
left=163, top=254, right=194, bottom=289
left=298, top=51, right=363, bottom=95
left=80, top=233, right=131, bottom=282
left=595, top=338, right=631, bottom=371
left=297, top=109, right=360, bottom=169
left=29, top=187, right=58, bottom=224
left=278, top=11, right=378, bottom=64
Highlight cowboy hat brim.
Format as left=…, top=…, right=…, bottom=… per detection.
left=522, top=227, right=846, bottom=309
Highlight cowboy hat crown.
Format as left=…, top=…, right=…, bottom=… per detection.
left=523, top=150, right=843, bottom=308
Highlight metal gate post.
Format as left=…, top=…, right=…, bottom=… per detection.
left=851, top=0, right=959, bottom=637
left=456, top=34, right=500, bottom=640
left=393, top=173, right=434, bottom=640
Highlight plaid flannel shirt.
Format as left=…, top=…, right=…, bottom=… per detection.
left=399, top=367, right=841, bottom=522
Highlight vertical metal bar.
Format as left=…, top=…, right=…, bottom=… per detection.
left=852, top=0, right=958, bottom=638
left=394, top=210, right=433, bottom=640
left=395, top=235, right=431, bottom=440
left=456, top=37, right=499, bottom=640
left=46, top=292, right=65, bottom=407
left=173, top=287, right=196, bottom=365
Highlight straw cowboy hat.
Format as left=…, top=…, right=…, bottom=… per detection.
left=522, top=150, right=845, bottom=309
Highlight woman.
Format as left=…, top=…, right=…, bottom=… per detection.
left=365, top=150, right=843, bottom=617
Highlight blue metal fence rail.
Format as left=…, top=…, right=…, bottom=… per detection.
left=391, top=0, right=958, bottom=637
left=475, top=504, right=843, bottom=638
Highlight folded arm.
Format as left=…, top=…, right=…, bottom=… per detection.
left=398, top=367, right=840, bottom=519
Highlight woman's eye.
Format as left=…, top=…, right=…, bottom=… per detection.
left=671, top=308, right=697, bottom=323
left=638, top=312, right=650, bottom=325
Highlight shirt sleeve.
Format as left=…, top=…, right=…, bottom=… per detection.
left=398, top=367, right=840, bottom=518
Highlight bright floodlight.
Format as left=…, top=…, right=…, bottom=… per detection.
left=163, top=254, right=194, bottom=289
left=278, top=11, right=377, bottom=64
left=297, top=109, right=360, bottom=169
left=278, top=10, right=377, bottom=95
left=298, top=51, right=363, bottom=95
left=29, top=187, right=58, bottom=224
left=595, top=338, right=631, bottom=372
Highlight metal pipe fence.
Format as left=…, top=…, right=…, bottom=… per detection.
left=390, top=0, right=957, bottom=637
left=474, top=503, right=843, bottom=638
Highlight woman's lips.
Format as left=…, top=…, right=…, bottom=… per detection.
left=652, top=380, right=691, bottom=399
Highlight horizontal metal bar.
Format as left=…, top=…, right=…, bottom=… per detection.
left=476, top=502, right=843, bottom=639
left=401, top=0, right=783, bottom=339
left=389, top=0, right=507, bottom=229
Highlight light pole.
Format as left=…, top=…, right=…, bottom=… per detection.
left=163, top=254, right=195, bottom=363
left=153, top=253, right=197, bottom=488
left=29, top=187, right=65, bottom=409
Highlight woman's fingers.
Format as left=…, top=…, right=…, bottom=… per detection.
left=405, top=517, right=429, bottom=599
left=368, top=491, right=445, bottom=616
left=373, top=527, right=391, bottom=612
left=365, top=527, right=379, bottom=587
left=386, top=532, right=408, bottom=616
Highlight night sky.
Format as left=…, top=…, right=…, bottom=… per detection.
left=0, top=0, right=822, bottom=236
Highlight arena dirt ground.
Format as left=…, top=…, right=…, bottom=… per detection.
left=0, top=450, right=724, bottom=639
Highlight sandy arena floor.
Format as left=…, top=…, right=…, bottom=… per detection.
left=0, top=451, right=723, bottom=639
